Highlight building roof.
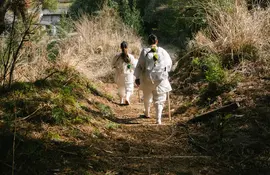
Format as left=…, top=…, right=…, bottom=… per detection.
left=42, top=8, right=68, bottom=15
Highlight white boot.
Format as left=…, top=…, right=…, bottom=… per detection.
left=156, top=104, right=163, bottom=124
left=144, top=104, right=151, bottom=118
left=120, top=97, right=124, bottom=104
left=125, top=92, right=131, bottom=105
left=143, top=94, right=152, bottom=118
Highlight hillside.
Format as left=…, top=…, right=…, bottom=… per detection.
left=0, top=1, right=270, bottom=175
left=0, top=66, right=213, bottom=175
left=0, top=54, right=269, bottom=175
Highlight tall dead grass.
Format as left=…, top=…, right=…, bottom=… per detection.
left=10, top=6, right=142, bottom=83
left=193, top=0, right=270, bottom=65
left=0, top=35, right=54, bottom=83
left=14, top=38, right=54, bottom=82
left=59, top=7, right=142, bottom=80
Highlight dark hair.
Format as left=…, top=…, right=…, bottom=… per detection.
left=148, top=34, right=158, bottom=45
left=120, top=41, right=128, bottom=49
left=120, top=41, right=130, bottom=63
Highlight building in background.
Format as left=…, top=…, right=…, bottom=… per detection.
left=39, top=1, right=71, bottom=36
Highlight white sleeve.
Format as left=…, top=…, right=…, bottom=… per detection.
left=162, top=49, right=172, bottom=72
left=128, top=54, right=138, bottom=72
left=128, top=54, right=136, bottom=66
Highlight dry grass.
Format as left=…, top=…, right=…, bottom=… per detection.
left=193, top=0, right=270, bottom=66
left=0, top=34, right=54, bottom=83
left=14, top=38, right=55, bottom=82
left=9, top=6, right=142, bottom=83
left=59, top=7, right=142, bottom=80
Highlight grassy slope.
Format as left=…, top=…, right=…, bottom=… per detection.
left=0, top=66, right=117, bottom=175
left=0, top=65, right=214, bottom=175
left=170, top=61, right=270, bottom=174
left=167, top=4, right=270, bottom=173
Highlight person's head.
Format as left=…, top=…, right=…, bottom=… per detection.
left=148, top=34, right=158, bottom=45
left=120, top=41, right=128, bottom=54
left=120, top=41, right=130, bottom=63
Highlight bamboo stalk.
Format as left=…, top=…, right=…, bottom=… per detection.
left=168, top=92, right=171, bottom=121
left=138, top=89, right=141, bottom=103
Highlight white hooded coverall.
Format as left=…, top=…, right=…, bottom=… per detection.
left=134, top=47, right=172, bottom=124
left=112, top=53, right=137, bottom=103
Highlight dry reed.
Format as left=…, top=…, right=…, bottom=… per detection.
left=9, top=6, right=142, bottom=83
left=59, top=7, right=142, bottom=80
left=193, top=0, right=270, bottom=64
left=14, top=38, right=55, bottom=82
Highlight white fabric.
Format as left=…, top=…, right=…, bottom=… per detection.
left=134, top=47, right=172, bottom=94
left=126, top=91, right=131, bottom=104
left=134, top=46, right=172, bottom=123
left=120, top=97, right=124, bottom=104
left=112, top=53, right=137, bottom=99
left=143, top=83, right=167, bottom=120
left=156, top=104, right=163, bottom=124
left=145, top=47, right=169, bottom=82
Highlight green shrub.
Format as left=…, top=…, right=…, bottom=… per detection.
left=57, top=15, right=75, bottom=38
left=142, top=0, right=208, bottom=45
left=205, top=66, right=226, bottom=85
left=59, top=86, right=77, bottom=105
left=191, top=57, right=200, bottom=67
left=42, top=0, right=58, bottom=10
left=46, top=40, right=60, bottom=62
left=96, top=102, right=113, bottom=117
left=106, top=121, right=119, bottom=130
left=204, top=55, right=225, bottom=84
left=70, top=0, right=143, bottom=34
left=118, top=0, right=143, bottom=34
left=69, top=0, right=106, bottom=18
left=71, top=116, right=88, bottom=124
left=45, top=131, right=61, bottom=141
left=192, top=54, right=226, bottom=85
left=191, top=54, right=239, bottom=105
left=51, top=107, right=67, bottom=124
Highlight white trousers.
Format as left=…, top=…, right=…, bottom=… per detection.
left=116, top=73, right=134, bottom=99
left=142, top=81, right=167, bottom=123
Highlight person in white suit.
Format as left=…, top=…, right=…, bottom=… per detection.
left=134, top=34, right=172, bottom=124
left=112, top=41, right=137, bottom=105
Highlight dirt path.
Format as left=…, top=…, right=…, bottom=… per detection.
left=89, top=83, right=216, bottom=175
left=65, top=45, right=219, bottom=174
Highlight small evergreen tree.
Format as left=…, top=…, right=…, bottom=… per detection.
left=118, top=0, right=142, bottom=33
left=69, top=0, right=143, bottom=34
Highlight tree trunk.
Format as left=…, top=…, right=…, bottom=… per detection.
left=187, top=102, right=240, bottom=123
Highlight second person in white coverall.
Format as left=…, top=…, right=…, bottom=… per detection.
left=112, top=41, right=137, bottom=105
left=134, top=34, right=172, bottom=124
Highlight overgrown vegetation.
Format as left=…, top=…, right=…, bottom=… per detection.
left=0, top=0, right=59, bottom=35
left=0, top=1, right=44, bottom=89
left=69, top=0, right=143, bottom=34
left=0, top=0, right=269, bottom=174
left=193, top=1, right=270, bottom=65
left=60, top=6, right=141, bottom=79
left=0, top=66, right=121, bottom=174
left=174, top=0, right=270, bottom=105
left=171, top=1, right=270, bottom=174
left=1, top=67, right=87, bottom=125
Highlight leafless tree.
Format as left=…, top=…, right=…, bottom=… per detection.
left=0, top=1, right=41, bottom=90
